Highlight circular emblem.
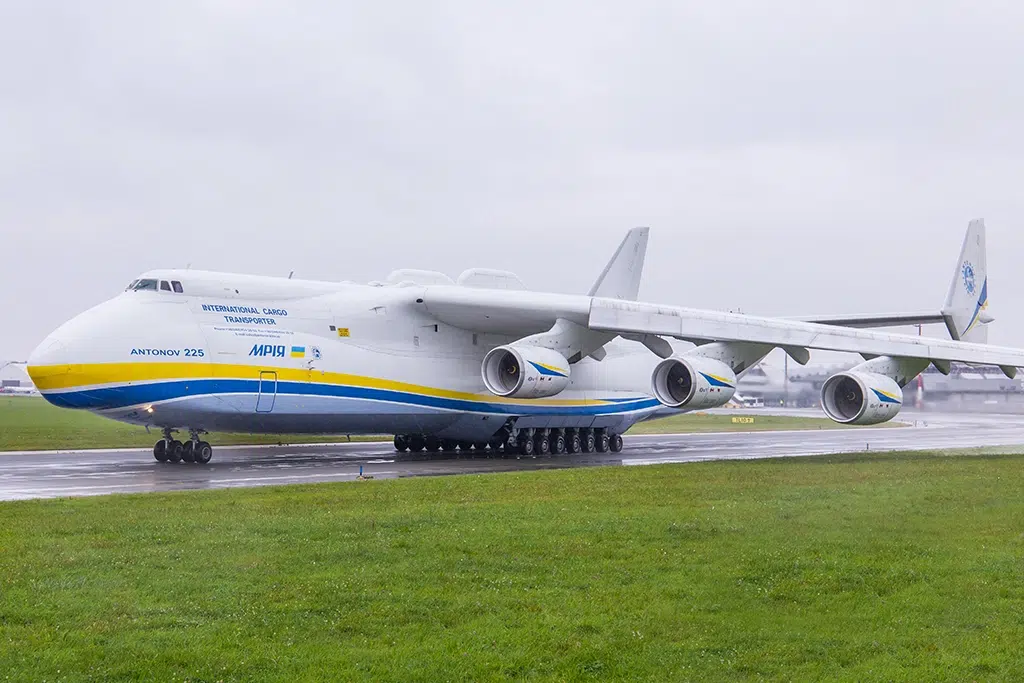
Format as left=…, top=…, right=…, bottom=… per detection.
left=962, top=262, right=976, bottom=296
left=311, top=346, right=322, bottom=360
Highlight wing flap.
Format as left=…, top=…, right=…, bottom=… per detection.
left=589, top=298, right=1024, bottom=368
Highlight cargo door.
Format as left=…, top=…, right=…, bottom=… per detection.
left=256, top=371, right=277, bottom=413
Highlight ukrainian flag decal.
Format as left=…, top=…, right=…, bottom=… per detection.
left=290, top=346, right=306, bottom=358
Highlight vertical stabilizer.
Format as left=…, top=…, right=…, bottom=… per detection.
left=942, top=219, right=991, bottom=342
left=588, top=227, right=650, bottom=300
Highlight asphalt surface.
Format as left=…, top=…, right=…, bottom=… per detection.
left=2, top=411, right=1023, bottom=501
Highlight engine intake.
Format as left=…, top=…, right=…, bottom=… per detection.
left=821, top=371, right=903, bottom=425
left=481, top=345, right=570, bottom=399
left=651, top=356, right=737, bottom=409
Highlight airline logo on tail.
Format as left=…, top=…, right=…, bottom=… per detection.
left=963, top=262, right=976, bottom=295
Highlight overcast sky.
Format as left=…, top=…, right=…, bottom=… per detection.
left=3, top=1, right=1023, bottom=362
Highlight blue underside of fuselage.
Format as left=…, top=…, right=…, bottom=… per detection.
left=42, top=378, right=660, bottom=416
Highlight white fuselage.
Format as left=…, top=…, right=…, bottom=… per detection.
left=27, top=269, right=670, bottom=441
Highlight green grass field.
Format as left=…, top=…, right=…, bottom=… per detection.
left=1, top=452, right=1023, bottom=681
left=0, top=397, right=854, bottom=451
left=0, top=397, right=385, bottom=451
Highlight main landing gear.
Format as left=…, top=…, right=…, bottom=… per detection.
left=153, top=428, right=213, bottom=465
left=393, top=427, right=625, bottom=458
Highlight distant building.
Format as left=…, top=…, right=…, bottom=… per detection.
left=0, top=362, right=36, bottom=394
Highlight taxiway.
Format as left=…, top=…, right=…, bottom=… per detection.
left=1, top=411, right=1023, bottom=501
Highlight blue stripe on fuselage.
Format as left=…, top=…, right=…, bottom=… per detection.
left=42, top=379, right=660, bottom=416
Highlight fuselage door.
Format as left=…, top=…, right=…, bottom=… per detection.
left=256, top=371, right=277, bottom=413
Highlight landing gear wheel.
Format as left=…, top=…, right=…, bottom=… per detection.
left=181, top=440, right=195, bottom=463
left=569, top=433, right=582, bottom=454
left=596, top=432, right=610, bottom=453
left=583, top=431, right=596, bottom=453
left=610, top=434, right=624, bottom=453
left=394, top=435, right=409, bottom=452
left=552, top=433, right=566, bottom=455
left=167, top=440, right=183, bottom=463
left=409, top=436, right=426, bottom=452
left=535, top=433, right=551, bottom=456
left=519, top=437, right=535, bottom=457
left=194, top=441, right=213, bottom=464
left=153, top=440, right=168, bottom=462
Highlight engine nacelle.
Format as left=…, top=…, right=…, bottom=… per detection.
left=481, top=345, right=570, bottom=399
left=651, top=356, right=737, bottom=409
left=821, top=371, right=903, bottom=425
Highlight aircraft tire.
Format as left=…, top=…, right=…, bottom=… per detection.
left=153, top=440, right=168, bottom=463
left=552, top=433, right=566, bottom=455
left=181, top=441, right=195, bottom=463
left=610, top=434, right=624, bottom=453
left=519, top=437, right=535, bottom=457
left=535, top=433, right=550, bottom=456
left=394, top=435, right=409, bottom=452
left=569, top=433, right=582, bottom=454
left=167, top=440, right=183, bottom=463
left=195, top=442, right=213, bottom=464
left=583, top=431, right=596, bottom=453
left=408, top=435, right=426, bottom=452
left=596, top=432, right=610, bottom=453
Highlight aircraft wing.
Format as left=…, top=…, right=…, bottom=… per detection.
left=587, top=297, right=1024, bottom=372
left=796, top=312, right=946, bottom=329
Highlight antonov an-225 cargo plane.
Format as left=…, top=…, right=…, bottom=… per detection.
left=26, top=220, right=1016, bottom=464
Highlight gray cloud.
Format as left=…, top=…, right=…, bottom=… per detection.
left=3, top=0, right=1024, bottom=361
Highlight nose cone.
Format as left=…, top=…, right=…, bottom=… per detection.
left=27, top=294, right=206, bottom=410
left=28, top=314, right=100, bottom=408
left=26, top=338, right=70, bottom=402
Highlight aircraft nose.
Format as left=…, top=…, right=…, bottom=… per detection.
left=28, top=338, right=68, bottom=368
left=26, top=337, right=74, bottom=406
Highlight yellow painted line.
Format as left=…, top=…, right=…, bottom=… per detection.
left=27, top=362, right=612, bottom=408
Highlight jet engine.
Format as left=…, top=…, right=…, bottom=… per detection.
left=651, top=356, right=737, bottom=409
left=821, top=371, right=903, bottom=425
left=481, top=345, right=570, bottom=399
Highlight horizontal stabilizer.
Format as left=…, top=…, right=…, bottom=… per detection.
left=799, top=313, right=946, bottom=329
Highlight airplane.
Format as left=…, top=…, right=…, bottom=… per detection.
left=26, top=219, right=1014, bottom=465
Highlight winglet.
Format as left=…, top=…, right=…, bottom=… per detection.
left=942, top=219, right=991, bottom=343
left=588, top=227, right=650, bottom=300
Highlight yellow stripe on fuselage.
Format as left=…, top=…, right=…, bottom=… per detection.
left=27, top=362, right=613, bottom=408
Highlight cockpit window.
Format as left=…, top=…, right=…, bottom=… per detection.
left=125, top=280, right=139, bottom=291
left=131, top=279, right=159, bottom=291
left=160, top=280, right=171, bottom=292
left=171, top=281, right=184, bottom=294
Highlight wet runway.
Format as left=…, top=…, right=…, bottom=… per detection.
left=2, top=411, right=1023, bottom=501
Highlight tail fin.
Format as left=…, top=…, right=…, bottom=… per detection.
left=942, top=219, right=992, bottom=342
left=588, top=227, right=650, bottom=300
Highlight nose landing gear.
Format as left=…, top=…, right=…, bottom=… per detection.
left=153, top=428, right=213, bottom=465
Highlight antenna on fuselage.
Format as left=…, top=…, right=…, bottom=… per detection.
left=288, top=271, right=294, bottom=279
